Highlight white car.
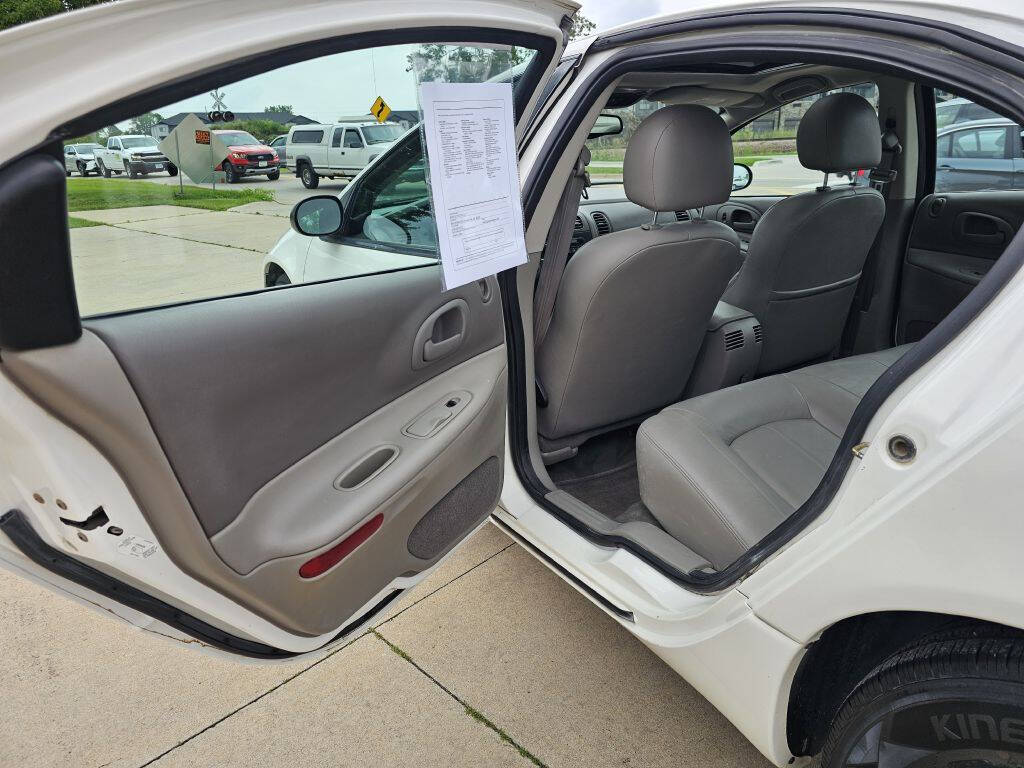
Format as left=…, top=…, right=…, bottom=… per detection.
left=62, top=142, right=102, bottom=176
left=286, top=121, right=405, bottom=188
left=2, top=2, right=1024, bottom=768
left=93, top=133, right=177, bottom=178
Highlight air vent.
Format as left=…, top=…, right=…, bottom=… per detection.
left=753, top=324, right=763, bottom=344
left=574, top=215, right=585, bottom=232
left=592, top=211, right=611, bottom=235
left=724, top=329, right=745, bottom=351
left=675, top=210, right=690, bottom=222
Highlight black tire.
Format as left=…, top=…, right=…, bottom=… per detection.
left=299, top=163, right=319, bottom=189
left=267, top=169, right=280, bottom=181
left=77, top=162, right=87, bottom=176
left=167, top=163, right=178, bottom=177
left=821, top=631, right=1024, bottom=767
left=99, top=161, right=111, bottom=178
left=223, top=162, right=237, bottom=184
left=126, top=164, right=136, bottom=179
left=65, top=166, right=72, bottom=177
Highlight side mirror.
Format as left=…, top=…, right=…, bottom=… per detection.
left=290, top=195, right=344, bottom=237
left=732, top=163, right=753, bottom=192
left=588, top=113, right=624, bottom=140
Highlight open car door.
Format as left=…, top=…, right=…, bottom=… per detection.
left=0, top=0, right=572, bottom=658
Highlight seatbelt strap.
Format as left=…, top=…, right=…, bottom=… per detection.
left=869, top=119, right=902, bottom=194
left=841, top=121, right=902, bottom=354
left=533, top=146, right=590, bottom=350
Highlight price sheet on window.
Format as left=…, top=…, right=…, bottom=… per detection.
left=418, top=82, right=529, bottom=290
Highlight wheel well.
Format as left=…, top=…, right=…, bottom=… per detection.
left=264, top=262, right=286, bottom=287
left=786, top=611, right=1024, bottom=757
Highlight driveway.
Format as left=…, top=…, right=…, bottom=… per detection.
left=1, top=522, right=770, bottom=767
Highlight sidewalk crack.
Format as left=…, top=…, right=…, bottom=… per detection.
left=372, top=631, right=547, bottom=767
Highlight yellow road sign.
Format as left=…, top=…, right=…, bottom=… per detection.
left=370, top=96, right=392, bottom=123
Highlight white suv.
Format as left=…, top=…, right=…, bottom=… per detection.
left=286, top=121, right=406, bottom=189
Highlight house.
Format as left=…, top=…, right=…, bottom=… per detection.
left=150, top=111, right=319, bottom=139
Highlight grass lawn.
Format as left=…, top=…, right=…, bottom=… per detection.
left=67, top=178, right=273, bottom=213
left=68, top=216, right=104, bottom=228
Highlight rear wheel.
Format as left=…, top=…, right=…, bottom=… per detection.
left=822, top=630, right=1024, bottom=767
left=300, top=163, right=319, bottom=189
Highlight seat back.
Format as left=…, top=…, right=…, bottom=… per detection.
left=723, top=92, right=885, bottom=374
left=536, top=105, right=742, bottom=447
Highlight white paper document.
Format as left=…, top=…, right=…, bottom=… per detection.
left=419, top=82, right=528, bottom=290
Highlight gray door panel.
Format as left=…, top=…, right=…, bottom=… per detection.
left=898, top=191, right=1024, bottom=342
left=3, top=267, right=507, bottom=636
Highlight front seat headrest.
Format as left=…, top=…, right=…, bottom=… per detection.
left=623, top=105, right=733, bottom=212
left=797, top=92, right=881, bottom=173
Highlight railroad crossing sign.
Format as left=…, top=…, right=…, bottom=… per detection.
left=370, top=96, right=391, bottom=123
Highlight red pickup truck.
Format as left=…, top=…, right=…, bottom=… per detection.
left=214, top=130, right=281, bottom=182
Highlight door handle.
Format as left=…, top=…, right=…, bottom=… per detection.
left=412, top=298, right=469, bottom=369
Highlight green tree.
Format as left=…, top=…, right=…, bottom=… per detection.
left=216, top=119, right=283, bottom=143
left=569, top=13, right=596, bottom=40
left=263, top=104, right=294, bottom=114
left=128, top=112, right=163, bottom=135
left=407, top=44, right=528, bottom=84
left=1, top=0, right=110, bottom=31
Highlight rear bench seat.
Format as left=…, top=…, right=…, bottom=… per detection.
left=636, top=345, right=910, bottom=570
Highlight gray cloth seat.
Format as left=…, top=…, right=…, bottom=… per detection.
left=537, top=105, right=742, bottom=448
left=722, top=92, right=886, bottom=375
left=636, top=345, right=910, bottom=570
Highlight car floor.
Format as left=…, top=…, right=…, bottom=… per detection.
left=547, top=425, right=663, bottom=527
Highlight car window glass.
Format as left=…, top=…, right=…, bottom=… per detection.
left=934, top=91, right=1021, bottom=192
left=63, top=41, right=537, bottom=315
left=732, top=83, right=879, bottom=196
left=291, top=129, right=325, bottom=144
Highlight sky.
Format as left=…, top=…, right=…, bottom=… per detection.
left=149, top=1, right=676, bottom=126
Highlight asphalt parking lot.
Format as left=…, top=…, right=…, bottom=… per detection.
left=6, top=168, right=779, bottom=767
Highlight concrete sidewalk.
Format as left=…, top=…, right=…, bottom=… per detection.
left=0, top=523, right=770, bottom=768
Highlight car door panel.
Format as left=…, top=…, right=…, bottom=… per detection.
left=705, top=196, right=781, bottom=253
left=897, top=191, right=1024, bottom=342
left=3, top=267, right=506, bottom=638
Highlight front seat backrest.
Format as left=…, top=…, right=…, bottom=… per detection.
left=722, top=92, right=885, bottom=375
left=536, top=105, right=742, bottom=448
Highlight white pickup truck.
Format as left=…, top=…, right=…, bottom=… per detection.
left=93, top=134, right=177, bottom=178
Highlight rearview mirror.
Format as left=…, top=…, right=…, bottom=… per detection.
left=732, top=163, right=753, bottom=192
left=290, top=195, right=344, bottom=237
left=588, top=113, right=624, bottom=140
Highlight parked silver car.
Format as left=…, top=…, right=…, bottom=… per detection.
left=62, top=142, right=102, bottom=176
left=269, top=133, right=287, bottom=165
left=936, top=117, right=1024, bottom=191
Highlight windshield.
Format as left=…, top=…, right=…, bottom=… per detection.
left=217, top=132, right=261, bottom=145
left=361, top=124, right=405, bottom=144
left=74, top=144, right=102, bottom=152
left=121, top=137, right=158, bottom=148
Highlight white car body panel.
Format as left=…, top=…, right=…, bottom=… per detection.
left=0, top=0, right=577, bottom=166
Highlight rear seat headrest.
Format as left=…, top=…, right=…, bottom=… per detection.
left=797, top=92, right=882, bottom=173
left=623, top=105, right=733, bottom=212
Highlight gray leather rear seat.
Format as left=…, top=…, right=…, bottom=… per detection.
left=636, top=345, right=910, bottom=570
